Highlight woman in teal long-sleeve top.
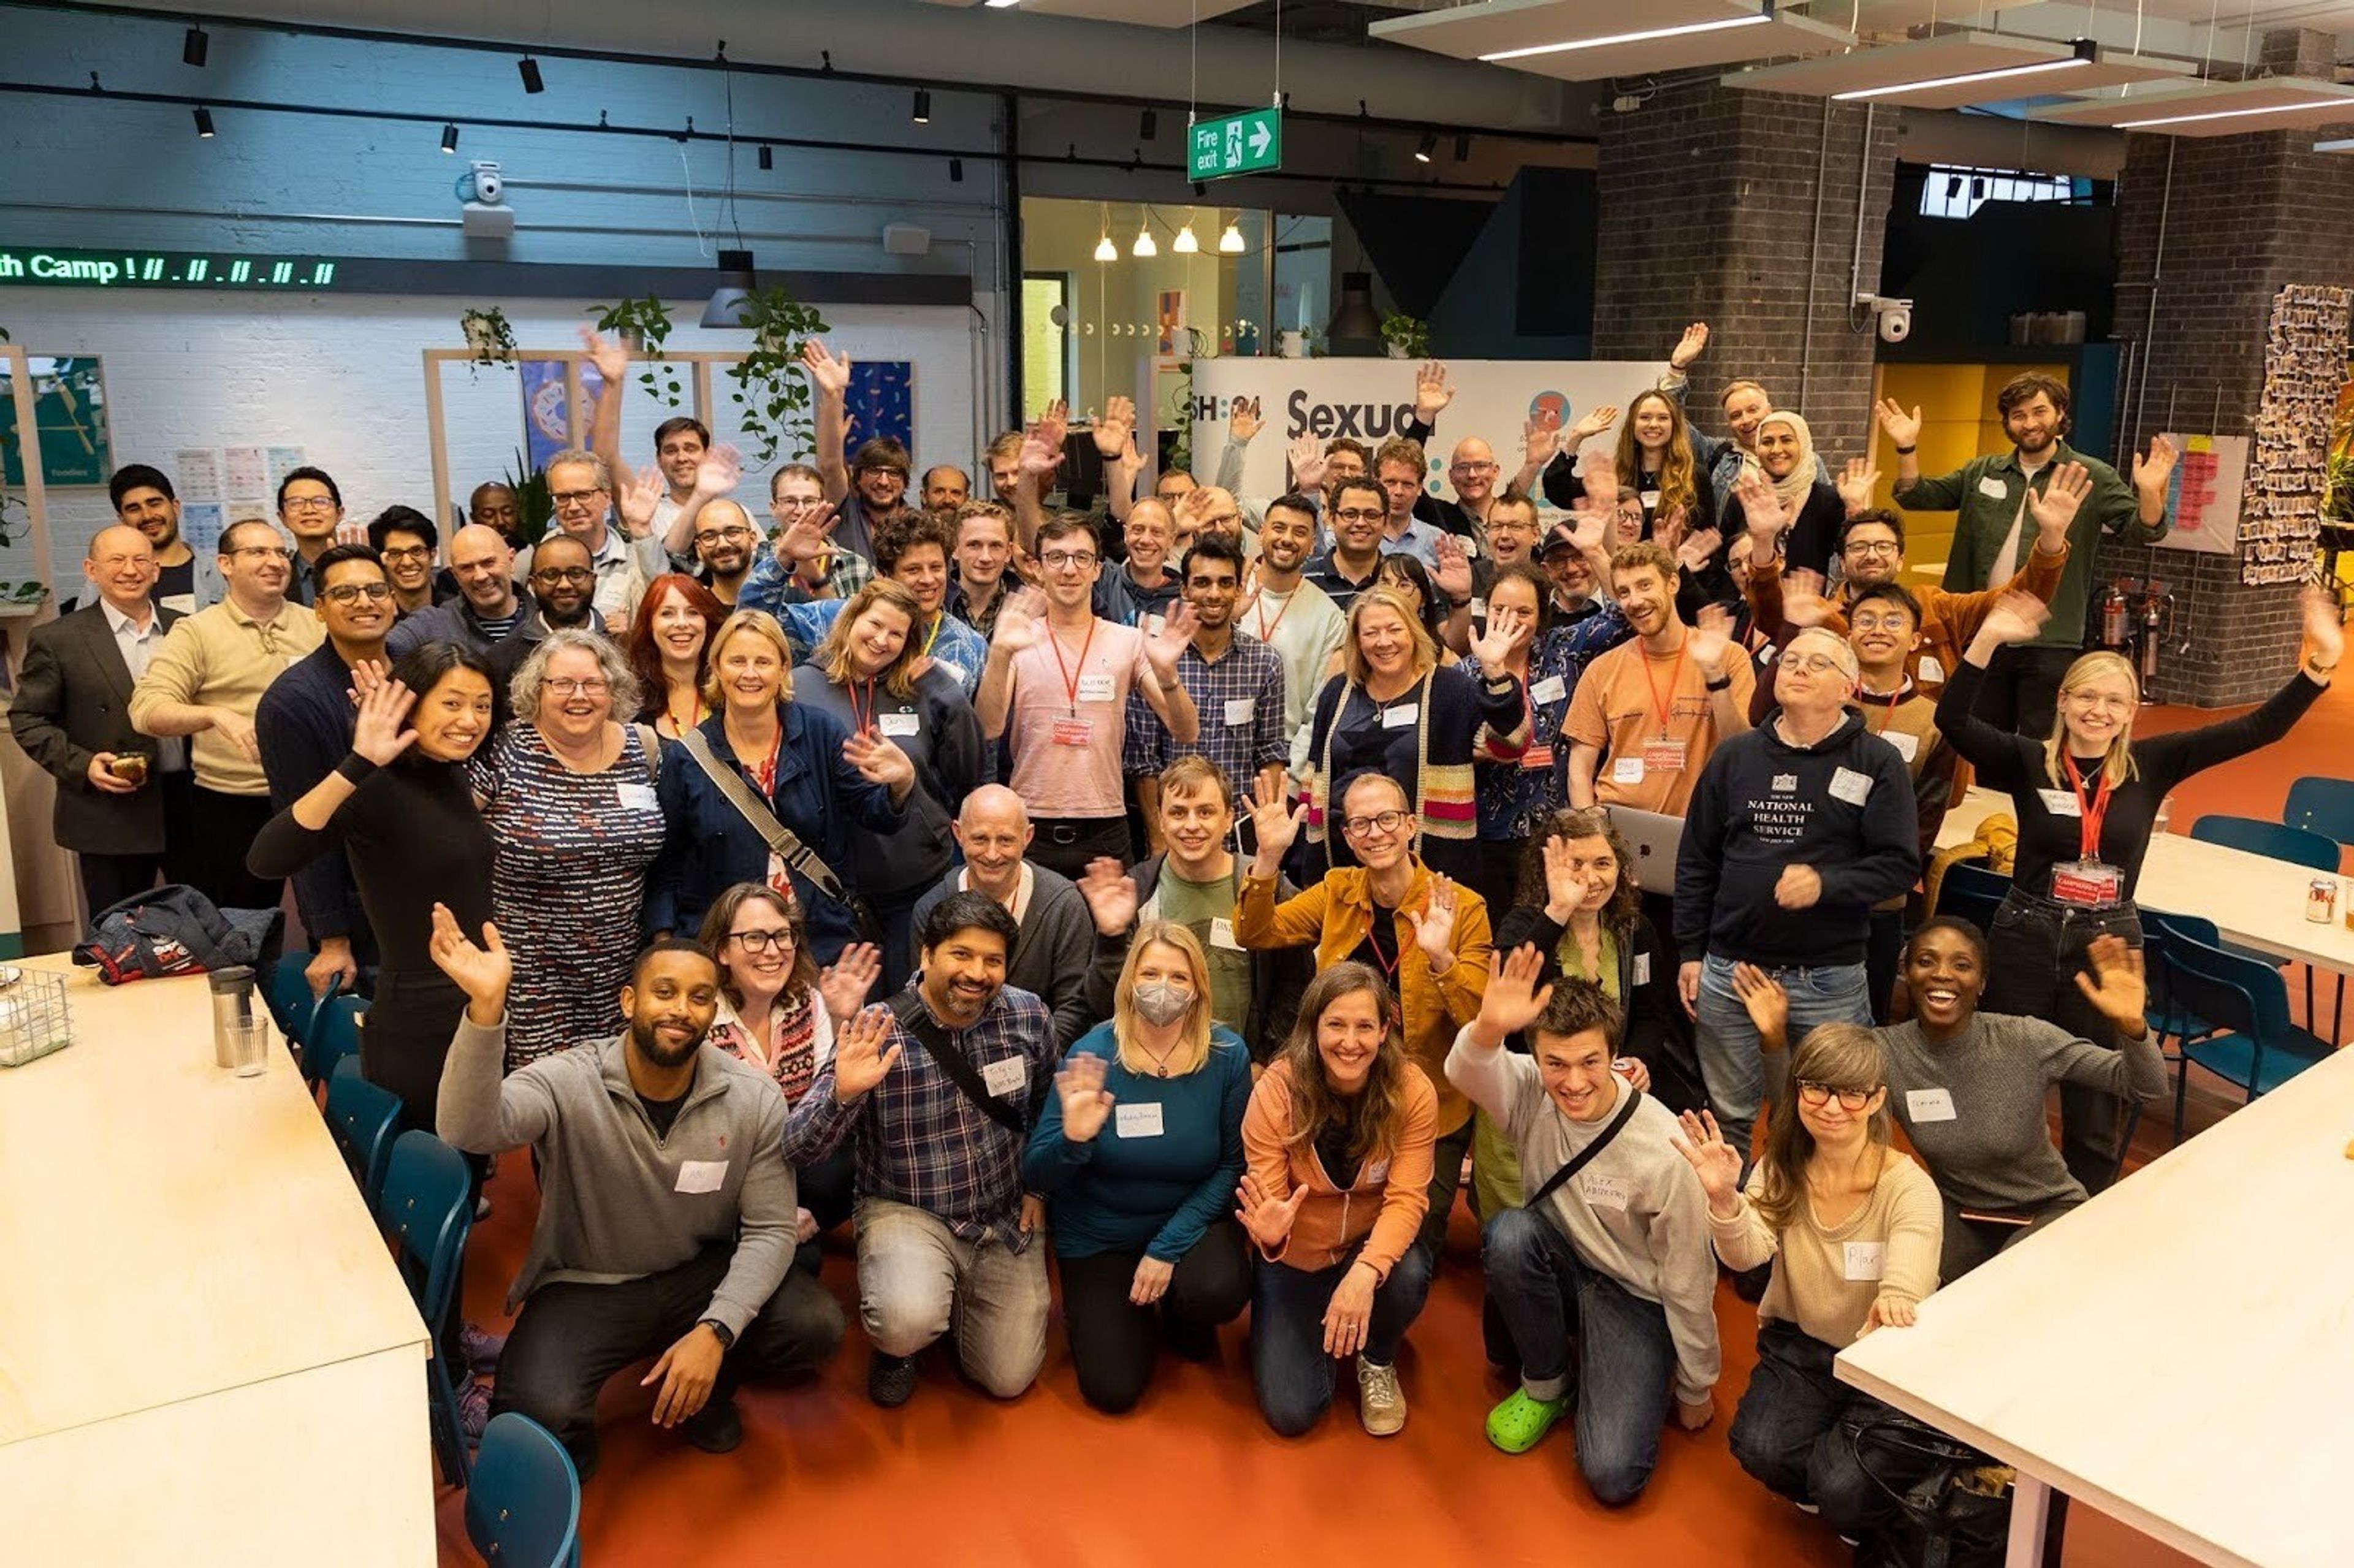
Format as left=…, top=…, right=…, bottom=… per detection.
left=1024, top=921, right=1253, bottom=1413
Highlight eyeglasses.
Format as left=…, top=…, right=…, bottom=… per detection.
left=694, top=527, right=755, bottom=547
left=549, top=489, right=608, bottom=509
left=321, top=582, right=395, bottom=605
left=1794, top=1080, right=1880, bottom=1112
left=533, top=566, right=596, bottom=584
left=281, top=495, right=338, bottom=513
left=1342, top=809, right=1407, bottom=837
left=379, top=545, right=433, bottom=564
left=227, top=544, right=293, bottom=561
left=1041, top=550, right=1098, bottom=571
left=728, top=929, right=796, bottom=954
left=1449, top=460, right=1498, bottom=474
left=544, top=677, right=611, bottom=698
left=91, top=554, right=153, bottom=571
left=1778, top=653, right=1851, bottom=677
left=1849, top=612, right=1915, bottom=633
left=1844, top=539, right=1902, bottom=558
left=1197, top=512, right=1240, bottom=530
left=1333, top=508, right=1384, bottom=523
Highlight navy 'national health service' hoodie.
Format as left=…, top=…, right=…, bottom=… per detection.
left=1672, top=710, right=1921, bottom=968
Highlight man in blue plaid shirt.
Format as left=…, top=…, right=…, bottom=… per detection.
left=782, top=891, right=1056, bottom=1409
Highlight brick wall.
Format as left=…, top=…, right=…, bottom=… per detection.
left=1592, top=78, right=1897, bottom=463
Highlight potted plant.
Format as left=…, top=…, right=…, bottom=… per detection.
left=500, top=451, right=555, bottom=548
left=1380, top=313, right=1429, bottom=360
left=587, top=295, right=684, bottom=408
left=722, top=286, right=831, bottom=464
left=460, top=307, right=517, bottom=374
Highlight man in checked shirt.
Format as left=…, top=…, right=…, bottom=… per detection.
left=783, top=891, right=1057, bottom=1410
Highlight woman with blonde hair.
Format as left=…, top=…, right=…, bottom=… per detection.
left=1671, top=1021, right=1943, bottom=1542
left=794, top=578, right=986, bottom=987
left=1297, top=584, right=1526, bottom=883
left=1239, top=961, right=1439, bottom=1438
left=1024, top=921, right=1254, bottom=1414
left=1938, top=584, right=2340, bottom=1190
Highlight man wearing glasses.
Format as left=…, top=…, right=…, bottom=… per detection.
left=1672, top=626, right=1919, bottom=1167
left=516, top=448, right=635, bottom=633
left=276, top=467, right=346, bottom=609
left=365, top=507, right=446, bottom=618
left=1301, top=478, right=1393, bottom=614
left=256, top=545, right=398, bottom=997
left=130, top=519, right=325, bottom=911
left=487, top=535, right=604, bottom=696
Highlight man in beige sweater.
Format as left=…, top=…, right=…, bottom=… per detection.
left=130, top=518, right=322, bottom=910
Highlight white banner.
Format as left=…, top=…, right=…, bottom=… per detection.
left=1181, top=356, right=1667, bottom=500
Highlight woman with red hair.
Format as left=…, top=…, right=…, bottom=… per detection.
left=627, top=573, right=728, bottom=737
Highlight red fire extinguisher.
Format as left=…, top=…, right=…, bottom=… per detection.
left=2138, top=584, right=2171, bottom=686
left=2101, top=582, right=2132, bottom=650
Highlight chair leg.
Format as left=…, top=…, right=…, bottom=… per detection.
left=425, top=1353, right=472, bottom=1488
left=2171, top=1051, right=2190, bottom=1146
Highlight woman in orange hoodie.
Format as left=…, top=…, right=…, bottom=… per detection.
left=1239, top=962, right=1439, bottom=1439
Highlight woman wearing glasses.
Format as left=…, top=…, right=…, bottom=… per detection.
left=625, top=573, right=729, bottom=740
left=468, top=628, right=668, bottom=1069
left=1670, top=1022, right=1943, bottom=1542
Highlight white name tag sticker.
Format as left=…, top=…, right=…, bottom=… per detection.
left=1581, top=1172, right=1631, bottom=1212
left=935, top=659, right=967, bottom=687
left=1224, top=697, right=1257, bottom=726
left=1632, top=953, right=1652, bottom=986
left=1829, top=766, right=1873, bottom=805
left=1077, top=672, right=1117, bottom=704
left=1886, top=730, right=1919, bottom=763
left=1140, top=614, right=1166, bottom=639
left=617, top=782, right=658, bottom=812
left=1843, top=1241, right=1886, bottom=1282
left=981, top=1054, right=1027, bottom=1098
left=675, top=1160, right=728, bottom=1195
left=878, top=712, right=921, bottom=737
left=1209, top=916, right=1243, bottom=951
left=1906, top=1087, right=1957, bottom=1123
left=2039, top=788, right=2082, bottom=818
left=1529, top=674, right=1567, bottom=705
left=1612, top=755, right=1646, bottom=785
left=1977, top=476, right=2009, bottom=500
left=1382, top=704, right=1419, bottom=729
left=1916, top=656, right=1944, bottom=685
left=1468, top=597, right=1487, bottom=621
left=1363, top=1158, right=1390, bottom=1186
left=1114, top=1102, right=1165, bottom=1139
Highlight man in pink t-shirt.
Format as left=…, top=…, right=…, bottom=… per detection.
left=977, top=513, right=1200, bottom=879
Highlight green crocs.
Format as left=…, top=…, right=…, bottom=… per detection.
left=1485, top=1388, right=1567, bottom=1455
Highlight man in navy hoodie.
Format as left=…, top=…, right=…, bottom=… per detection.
left=1672, top=627, right=1919, bottom=1161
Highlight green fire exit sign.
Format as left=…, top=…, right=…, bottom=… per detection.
left=1188, top=108, right=1282, bottom=181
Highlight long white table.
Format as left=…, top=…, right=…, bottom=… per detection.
left=1837, top=1038, right=2354, bottom=1566
left=1937, top=786, right=2354, bottom=979
left=0, top=954, right=433, bottom=1565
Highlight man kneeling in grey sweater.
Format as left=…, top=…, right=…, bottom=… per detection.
left=432, top=905, right=845, bottom=1478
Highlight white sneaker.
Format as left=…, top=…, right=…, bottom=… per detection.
left=1357, top=1358, right=1406, bottom=1437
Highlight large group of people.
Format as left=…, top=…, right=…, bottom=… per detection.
left=12, top=325, right=2341, bottom=1556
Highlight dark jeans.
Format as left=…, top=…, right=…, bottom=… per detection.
left=1251, top=1240, right=1434, bottom=1436
left=1983, top=887, right=2143, bottom=1194
left=1940, top=1194, right=2079, bottom=1282
left=1467, top=836, right=1526, bottom=932
left=77, top=772, right=201, bottom=923
left=869, top=883, right=929, bottom=997
left=1056, top=1220, right=1252, bottom=1414
left=1482, top=1206, right=1675, bottom=1507
left=1027, top=815, right=1133, bottom=883
left=1422, top=1115, right=1476, bottom=1258
left=492, top=1241, right=847, bottom=1477
left=1972, top=643, right=2079, bottom=740
left=790, top=1146, right=856, bottom=1273
left=187, top=785, right=282, bottom=913
left=1730, top=1319, right=1939, bottom=1540
left=1866, top=907, right=1905, bottom=1025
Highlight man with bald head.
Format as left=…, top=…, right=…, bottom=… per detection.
left=909, top=784, right=1096, bottom=1048
left=921, top=465, right=971, bottom=512
left=1099, top=497, right=1182, bottom=628
left=667, top=497, right=760, bottom=608
left=10, top=524, right=197, bottom=915
left=389, top=523, right=531, bottom=660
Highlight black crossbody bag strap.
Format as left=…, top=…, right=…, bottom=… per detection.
left=675, top=726, right=850, bottom=902
left=1525, top=1086, right=1644, bottom=1212
left=886, top=990, right=1029, bottom=1135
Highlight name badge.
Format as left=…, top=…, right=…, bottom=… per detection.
left=1224, top=697, right=1257, bottom=726
left=1977, top=476, right=2009, bottom=500
left=935, top=658, right=968, bottom=687
left=1641, top=737, right=1686, bottom=774
left=1078, top=672, right=1117, bottom=704
left=1114, top=1102, right=1165, bottom=1139
left=1209, top=916, right=1243, bottom=951
left=879, top=712, right=921, bottom=737
left=1915, top=655, right=1944, bottom=685
left=1363, top=1158, right=1390, bottom=1186
left=1884, top=730, right=1919, bottom=763
left=1905, top=1087, right=1957, bottom=1123
left=2050, top=859, right=2122, bottom=908
left=1382, top=704, right=1419, bottom=729
left=1612, top=755, right=1646, bottom=785
left=1842, top=1241, right=1886, bottom=1282
left=1829, top=766, right=1873, bottom=805
left=1632, top=953, right=1651, bottom=986
left=617, top=782, right=658, bottom=811
left=2038, top=788, right=2082, bottom=818
left=980, top=1055, right=1027, bottom=1098
left=1051, top=717, right=1095, bottom=747
left=675, top=1159, right=728, bottom=1194
left=1581, top=1172, right=1631, bottom=1212
left=1529, top=674, right=1567, bottom=705
left=1468, top=597, right=1487, bottom=622
left=1519, top=742, right=1555, bottom=772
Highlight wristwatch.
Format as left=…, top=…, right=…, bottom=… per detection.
left=1705, top=674, right=1733, bottom=693
left=698, top=1317, right=736, bottom=1351
left=1894, top=444, right=1916, bottom=455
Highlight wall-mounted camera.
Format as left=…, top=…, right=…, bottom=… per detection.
left=1855, top=292, right=1913, bottom=344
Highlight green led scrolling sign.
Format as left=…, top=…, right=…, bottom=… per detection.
left=0, top=247, right=344, bottom=289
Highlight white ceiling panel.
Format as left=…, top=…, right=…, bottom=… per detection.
left=916, top=0, right=1260, bottom=21
left=1723, top=34, right=2192, bottom=109
left=1368, top=0, right=1854, bottom=82
left=2026, top=75, right=2354, bottom=133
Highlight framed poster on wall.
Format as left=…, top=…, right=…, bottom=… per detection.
left=2153, top=433, right=2248, bottom=555
left=843, top=362, right=913, bottom=468
left=0, top=356, right=111, bottom=487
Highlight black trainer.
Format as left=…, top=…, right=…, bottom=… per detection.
left=867, top=1351, right=920, bottom=1408
left=1163, top=1315, right=1218, bottom=1363
left=680, top=1396, right=743, bottom=1455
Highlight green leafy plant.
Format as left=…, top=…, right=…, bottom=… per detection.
left=724, top=286, right=831, bottom=465
left=459, top=307, right=517, bottom=375
left=587, top=295, right=684, bottom=408
left=1379, top=313, right=1428, bottom=359
left=500, top=450, right=554, bottom=548
left=1167, top=362, right=1194, bottom=475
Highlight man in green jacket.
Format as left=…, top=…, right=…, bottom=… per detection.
left=1878, top=372, right=2176, bottom=736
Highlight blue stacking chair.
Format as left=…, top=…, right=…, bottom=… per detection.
left=1932, top=861, right=2009, bottom=935
left=324, top=1057, right=403, bottom=1207
left=2189, top=813, right=2342, bottom=1030
left=2162, top=932, right=2333, bottom=1144
left=2141, top=910, right=2225, bottom=1056
left=2282, top=777, right=2354, bottom=847
left=303, top=995, right=368, bottom=1095
left=378, top=1131, right=476, bottom=1487
left=467, top=1414, right=583, bottom=1568
left=264, top=951, right=336, bottom=1047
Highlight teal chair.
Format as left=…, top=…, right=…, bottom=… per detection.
left=467, top=1414, right=583, bottom=1568
left=2282, top=775, right=2354, bottom=1033
left=324, top=1057, right=403, bottom=1206
left=378, top=1131, right=476, bottom=1487
left=2141, top=910, right=2224, bottom=1054
left=2162, top=932, right=2333, bottom=1144
left=264, top=951, right=336, bottom=1047
left=1932, top=862, right=2009, bottom=935
left=2188, top=813, right=2342, bottom=1030
left=302, top=995, right=367, bottom=1095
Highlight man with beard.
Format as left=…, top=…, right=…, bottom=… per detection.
left=431, top=912, right=844, bottom=1477
left=387, top=525, right=533, bottom=660
left=783, top=892, right=1056, bottom=1409
left=922, top=465, right=970, bottom=511
left=1301, top=478, right=1392, bottom=612
left=107, top=464, right=199, bottom=612
left=1881, top=373, right=2176, bottom=734
left=1237, top=494, right=1346, bottom=759
left=802, top=339, right=906, bottom=568
left=910, top=786, right=1094, bottom=1049
left=677, top=499, right=760, bottom=608
left=486, top=533, right=602, bottom=695
left=1124, top=535, right=1287, bottom=845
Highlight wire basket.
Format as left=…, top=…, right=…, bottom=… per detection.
left=0, top=965, right=74, bottom=1068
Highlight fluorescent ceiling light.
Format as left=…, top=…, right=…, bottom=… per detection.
left=1482, top=10, right=1768, bottom=61
left=2118, top=97, right=2351, bottom=129
left=1835, top=54, right=2090, bottom=102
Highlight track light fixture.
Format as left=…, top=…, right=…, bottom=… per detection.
left=519, top=56, right=544, bottom=94
left=758, top=143, right=773, bottom=170
left=1455, top=133, right=1471, bottom=162
left=183, top=25, right=208, bottom=68
left=1414, top=132, right=1437, bottom=164
left=912, top=89, right=931, bottom=124
left=193, top=105, right=215, bottom=137
left=441, top=123, right=459, bottom=154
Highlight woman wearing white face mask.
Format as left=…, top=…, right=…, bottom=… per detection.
left=1023, top=923, right=1254, bottom=1414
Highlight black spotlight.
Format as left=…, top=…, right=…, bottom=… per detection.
left=519, top=56, right=544, bottom=94
left=1414, top=131, right=1436, bottom=164
left=949, top=157, right=964, bottom=183
left=193, top=105, right=215, bottom=138
left=441, top=123, right=459, bottom=154
left=912, top=89, right=931, bottom=124
left=1140, top=107, right=1158, bottom=140
left=758, top=143, right=773, bottom=170
left=183, top=25, right=209, bottom=67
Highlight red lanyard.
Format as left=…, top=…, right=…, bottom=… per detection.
left=2060, top=753, right=2114, bottom=861
left=846, top=677, right=877, bottom=737
left=1640, top=635, right=1688, bottom=739
left=1251, top=585, right=1295, bottom=645
left=1863, top=684, right=1903, bottom=734
left=749, top=725, right=784, bottom=799
left=1048, top=615, right=1099, bottom=717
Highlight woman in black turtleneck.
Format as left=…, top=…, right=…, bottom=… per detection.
left=1935, top=585, right=2339, bottom=1193
left=249, top=642, right=498, bottom=1128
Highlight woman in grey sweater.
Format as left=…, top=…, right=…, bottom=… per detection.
left=1735, top=916, right=2164, bottom=1281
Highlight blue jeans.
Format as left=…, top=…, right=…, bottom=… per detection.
left=1694, top=952, right=1871, bottom=1162
left=1730, top=1320, right=1932, bottom=1537
left=1482, top=1207, right=1677, bottom=1507
left=1251, top=1241, right=1434, bottom=1437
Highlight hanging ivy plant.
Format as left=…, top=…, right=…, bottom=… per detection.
left=459, top=307, right=518, bottom=376
left=587, top=295, right=685, bottom=409
left=724, top=286, right=831, bottom=465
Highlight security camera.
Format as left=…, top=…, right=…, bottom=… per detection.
left=467, top=160, right=503, bottom=204
left=1855, top=292, right=1913, bottom=344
